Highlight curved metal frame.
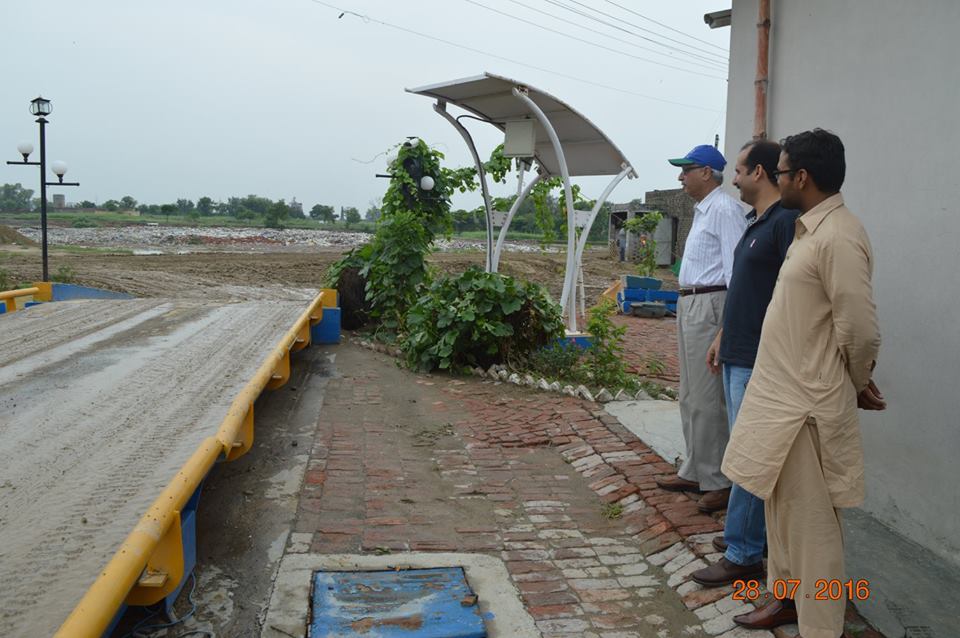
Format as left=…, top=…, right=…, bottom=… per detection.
left=433, top=101, right=495, bottom=271
left=512, top=87, right=581, bottom=332
left=415, top=75, right=636, bottom=334
left=491, top=169, right=543, bottom=274
left=568, top=165, right=635, bottom=320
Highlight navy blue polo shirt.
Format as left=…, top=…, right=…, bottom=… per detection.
left=718, top=201, right=800, bottom=368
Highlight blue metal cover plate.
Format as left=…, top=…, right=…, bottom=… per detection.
left=310, top=567, right=486, bottom=637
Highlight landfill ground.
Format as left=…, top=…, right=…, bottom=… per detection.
left=0, top=222, right=672, bottom=303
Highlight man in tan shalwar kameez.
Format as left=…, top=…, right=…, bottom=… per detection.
left=722, top=129, right=886, bottom=638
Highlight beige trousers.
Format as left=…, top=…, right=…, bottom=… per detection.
left=677, top=290, right=730, bottom=491
left=766, top=419, right=845, bottom=638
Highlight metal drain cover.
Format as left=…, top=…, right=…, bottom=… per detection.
left=310, top=567, right=487, bottom=637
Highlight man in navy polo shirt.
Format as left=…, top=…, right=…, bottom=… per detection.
left=690, top=139, right=799, bottom=586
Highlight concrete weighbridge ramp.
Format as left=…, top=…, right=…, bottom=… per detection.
left=0, top=296, right=324, bottom=636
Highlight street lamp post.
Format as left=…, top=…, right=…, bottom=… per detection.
left=6, top=96, right=80, bottom=281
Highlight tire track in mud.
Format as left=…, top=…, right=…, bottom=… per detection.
left=0, top=299, right=167, bottom=367
left=0, top=299, right=306, bottom=636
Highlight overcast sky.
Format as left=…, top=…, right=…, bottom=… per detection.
left=2, top=1, right=731, bottom=212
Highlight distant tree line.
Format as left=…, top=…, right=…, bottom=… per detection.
left=0, top=182, right=376, bottom=230
left=450, top=193, right=611, bottom=242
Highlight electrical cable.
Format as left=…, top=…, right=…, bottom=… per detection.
left=308, top=0, right=723, bottom=113
left=602, top=0, right=729, bottom=52
left=119, top=569, right=210, bottom=638
left=462, top=0, right=725, bottom=80
left=562, top=0, right=729, bottom=61
left=505, top=0, right=725, bottom=70
left=541, top=0, right=728, bottom=64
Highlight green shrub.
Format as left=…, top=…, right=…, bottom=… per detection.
left=52, top=264, right=75, bottom=283
left=401, top=267, right=564, bottom=371
left=0, top=267, right=9, bottom=290
left=581, top=298, right=637, bottom=391
left=72, top=216, right=98, bottom=228
left=360, top=210, right=432, bottom=338
left=624, top=211, right=663, bottom=277
left=526, top=340, right=582, bottom=379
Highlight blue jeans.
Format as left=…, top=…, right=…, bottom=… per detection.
left=722, top=364, right=766, bottom=566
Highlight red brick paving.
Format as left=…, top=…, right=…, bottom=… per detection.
left=295, top=342, right=884, bottom=637
left=614, top=314, right=680, bottom=388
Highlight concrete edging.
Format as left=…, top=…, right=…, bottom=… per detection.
left=262, top=552, right=539, bottom=637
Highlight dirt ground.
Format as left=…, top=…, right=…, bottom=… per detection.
left=0, top=235, right=676, bottom=303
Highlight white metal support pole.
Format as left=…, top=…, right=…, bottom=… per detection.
left=578, top=264, right=586, bottom=320
left=492, top=170, right=544, bottom=273
left=433, top=100, right=495, bottom=271
left=513, top=87, right=578, bottom=333
left=569, top=165, right=634, bottom=319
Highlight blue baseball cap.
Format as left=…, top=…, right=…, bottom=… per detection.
left=668, top=145, right=727, bottom=172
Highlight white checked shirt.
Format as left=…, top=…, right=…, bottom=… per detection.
left=678, top=186, right=749, bottom=288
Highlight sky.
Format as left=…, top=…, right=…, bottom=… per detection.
left=1, top=0, right=731, bottom=213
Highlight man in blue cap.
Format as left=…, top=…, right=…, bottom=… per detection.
left=655, top=145, right=748, bottom=513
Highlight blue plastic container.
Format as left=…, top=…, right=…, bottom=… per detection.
left=311, top=307, right=341, bottom=344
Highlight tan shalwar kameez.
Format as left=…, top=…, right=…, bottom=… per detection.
left=722, top=194, right=880, bottom=638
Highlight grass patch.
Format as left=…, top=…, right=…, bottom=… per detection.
left=56, top=245, right=134, bottom=255
left=601, top=503, right=623, bottom=519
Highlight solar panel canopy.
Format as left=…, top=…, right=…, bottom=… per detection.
left=407, top=72, right=631, bottom=177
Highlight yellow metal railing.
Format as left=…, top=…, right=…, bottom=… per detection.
left=55, top=288, right=336, bottom=637
left=0, top=286, right=40, bottom=313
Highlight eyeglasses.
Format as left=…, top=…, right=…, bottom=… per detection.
left=680, top=165, right=705, bottom=174
left=772, top=167, right=800, bottom=179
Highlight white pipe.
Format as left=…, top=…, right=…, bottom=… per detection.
left=433, top=101, right=495, bottom=271
left=492, top=170, right=544, bottom=274
left=512, top=87, right=579, bottom=332
left=568, top=166, right=634, bottom=320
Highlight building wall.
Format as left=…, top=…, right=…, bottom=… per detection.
left=726, top=0, right=960, bottom=565
left=645, top=189, right=695, bottom=263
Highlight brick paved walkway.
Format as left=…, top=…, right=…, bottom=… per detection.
left=292, top=342, right=883, bottom=638
left=615, top=314, right=680, bottom=389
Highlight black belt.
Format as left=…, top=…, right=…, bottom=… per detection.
left=678, top=285, right=727, bottom=296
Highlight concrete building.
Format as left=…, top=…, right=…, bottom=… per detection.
left=712, top=1, right=958, bottom=632
left=609, top=201, right=677, bottom=267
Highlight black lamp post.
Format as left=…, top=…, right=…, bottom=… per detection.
left=6, top=96, right=80, bottom=281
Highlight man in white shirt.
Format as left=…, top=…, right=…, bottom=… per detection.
left=655, top=145, right=748, bottom=513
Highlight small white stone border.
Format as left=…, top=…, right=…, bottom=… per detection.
left=351, top=338, right=678, bottom=403
left=261, top=552, right=539, bottom=638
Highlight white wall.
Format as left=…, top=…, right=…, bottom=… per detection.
left=724, top=0, right=960, bottom=565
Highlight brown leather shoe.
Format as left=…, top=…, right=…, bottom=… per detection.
left=712, top=536, right=728, bottom=553
left=691, top=557, right=764, bottom=587
left=655, top=475, right=702, bottom=493
left=733, top=598, right=797, bottom=629
left=697, top=488, right=731, bottom=512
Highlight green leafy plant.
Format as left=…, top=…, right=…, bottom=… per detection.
left=401, top=267, right=564, bottom=371
left=581, top=298, right=637, bottom=391
left=645, top=355, right=666, bottom=377
left=360, top=210, right=432, bottom=339
left=72, top=216, right=98, bottom=228
left=52, top=264, right=75, bottom=284
left=0, top=267, right=9, bottom=290
left=624, top=211, right=664, bottom=277
left=526, top=340, right=582, bottom=379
